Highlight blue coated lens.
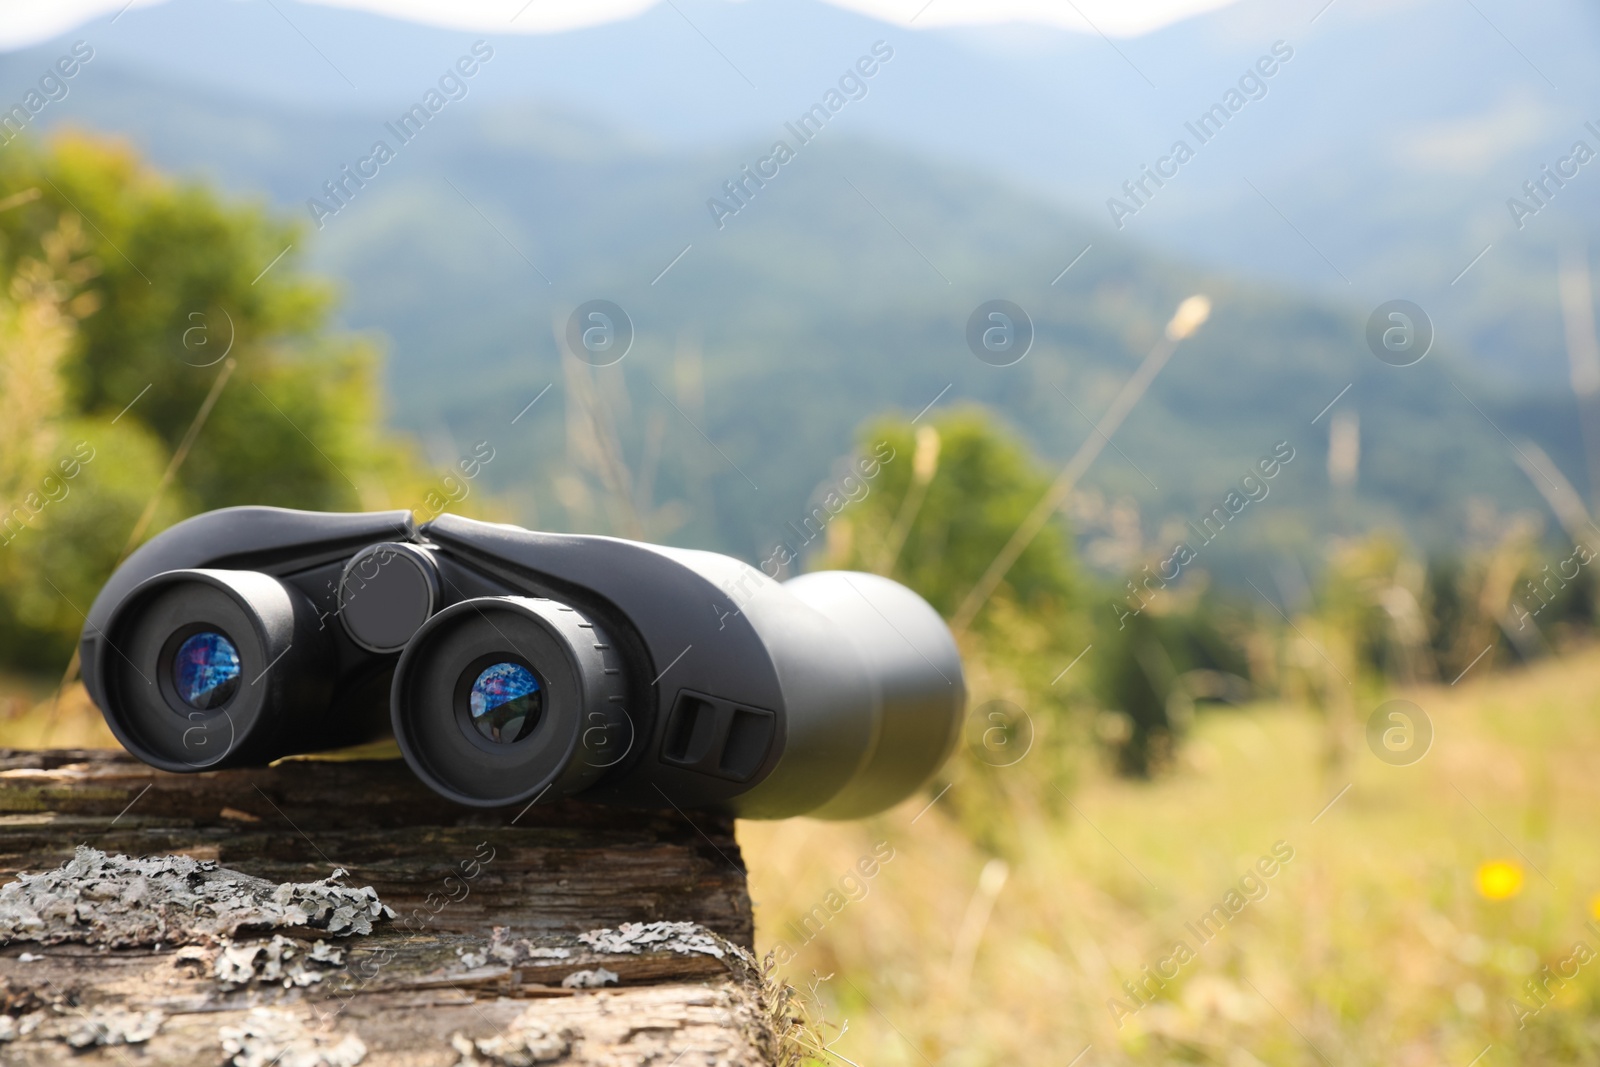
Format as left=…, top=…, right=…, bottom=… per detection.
left=174, top=631, right=241, bottom=710
left=469, top=662, right=542, bottom=743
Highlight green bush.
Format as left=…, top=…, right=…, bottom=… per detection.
left=0, top=133, right=432, bottom=673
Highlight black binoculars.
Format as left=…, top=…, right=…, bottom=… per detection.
left=79, top=508, right=966, bottom=818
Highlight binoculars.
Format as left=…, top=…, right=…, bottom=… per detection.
left=79, top=508, right=966, bottom=818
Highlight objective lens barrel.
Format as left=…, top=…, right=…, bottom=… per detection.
left=777, top=571, right=965, bottom=819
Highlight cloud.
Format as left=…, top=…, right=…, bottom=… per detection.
left=0, top=0, right=1244, bottom=51
left=824, top=0, right=1243, bottom=35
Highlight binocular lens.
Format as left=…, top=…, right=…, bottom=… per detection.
left=94, top=568, right=339, bottom=770
left=392, top=596, right=630, bottom=807
left=173, top=631, right=241, bottom=710
left=468, top=661, right=543, bottom=744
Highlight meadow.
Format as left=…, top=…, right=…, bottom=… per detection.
left=741, top=649, right=1600, bottom=1066
left=6, top=601, right=1599, bottom=1066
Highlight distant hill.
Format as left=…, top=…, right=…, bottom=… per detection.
left=4, top=0, right=1597, bottom=388
left=0, top=22, right=1588, bottom=586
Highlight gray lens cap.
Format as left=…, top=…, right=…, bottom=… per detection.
left=338, top=542, right=440, bottom=653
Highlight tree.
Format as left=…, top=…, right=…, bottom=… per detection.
left=0, top=133, right=432, bottom=671
left=818, top=406, right=1078, bottom=624
left=810, top=407, right=1088, bottom=841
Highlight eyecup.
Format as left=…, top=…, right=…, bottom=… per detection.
left=390, top=596, right=631, bottom=809
left=94, top=568, right=337, bottom=771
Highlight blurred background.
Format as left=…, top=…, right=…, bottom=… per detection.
left=2, top=0, right=1599, bottom=1062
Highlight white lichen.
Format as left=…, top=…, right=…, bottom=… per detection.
left=559, top=968, right=618, bottom=989
left=485, top=927, right=572, bottom=965
left=449, top=1017, right=576, bottom=1066
left=0, top=1006, right=163, bottom=1049
left=0, top=1011, right=44, bottom=1043
left=62, top=1008, right=166, bottom=1048
left=215, top=935, right=347, bottom=988
left=0, top=846, right=394, bottom=947
left=219, top=1007, right=367, bottom=1067
left=576, top=921, right=727, bottom=959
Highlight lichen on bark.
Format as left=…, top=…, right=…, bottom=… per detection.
left=0, top=845, right=394, bottom=947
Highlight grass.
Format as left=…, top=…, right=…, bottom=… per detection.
left=738, top=650, right=1600, bottom=1066
left=9, top=654, right=1600, bottom=1064
left=0, top=674, right=116, bottom=749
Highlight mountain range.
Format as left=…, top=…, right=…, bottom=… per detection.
left=0, top=0, right=1594, bottom=582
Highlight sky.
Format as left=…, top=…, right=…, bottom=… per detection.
left=1, top=0, right=1246, bottom=50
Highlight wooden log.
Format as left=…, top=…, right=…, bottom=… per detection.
left=0, top=749, right=785, bottom=1066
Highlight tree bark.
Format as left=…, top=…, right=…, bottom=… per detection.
left=0, top=749, right=780, bottom=1066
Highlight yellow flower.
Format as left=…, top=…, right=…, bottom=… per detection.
left=1476, top=860, right=1524, bottom=901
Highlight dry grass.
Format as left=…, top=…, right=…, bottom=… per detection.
left=0, top=678, right=116, bottom=749
left=740, top=651, right=1600, bottom=1066
left=10, top=653, right=1600, bottom=1063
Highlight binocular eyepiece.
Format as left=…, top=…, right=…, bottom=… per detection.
left=80, top=508, right=967, bottom=818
